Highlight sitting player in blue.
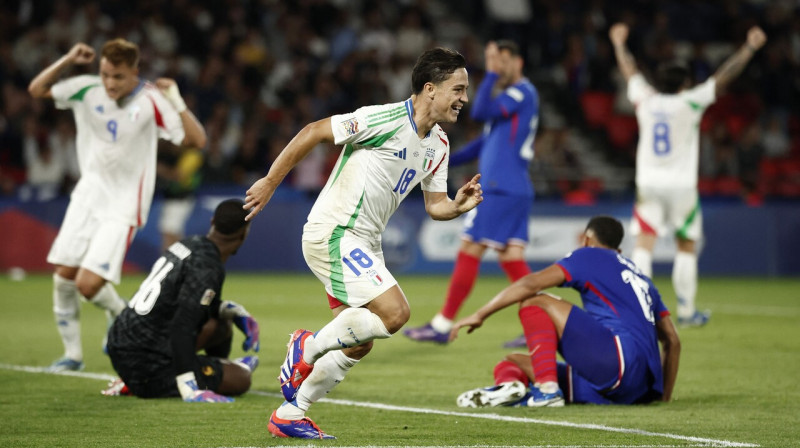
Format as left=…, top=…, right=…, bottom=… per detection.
left=450, top=216, right=681, bottom=406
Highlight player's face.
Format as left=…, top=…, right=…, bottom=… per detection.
left=431, top=67, right=469, bottom=124
left=99, top=57, right=139, bottom=101
left=497, top=51, right=522, bottom=87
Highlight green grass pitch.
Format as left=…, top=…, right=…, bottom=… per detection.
left=1, top=272, right=798, bottom=447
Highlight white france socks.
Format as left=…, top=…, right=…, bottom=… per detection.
left=302, top=307, right=391, bottom=364
left=53, top=274, right=82, bottom=361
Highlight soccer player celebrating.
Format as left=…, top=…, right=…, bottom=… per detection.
left=451, top=216, right=681, bottom=407
left=244, top=48, right=483, bottom=439
left=405, top=40, right=539, bottom=347
left=28, top=39, right=207, bottom=371
left=105, top=199, right=258, bottom=402
left=609, top=23, right=767, bottom=326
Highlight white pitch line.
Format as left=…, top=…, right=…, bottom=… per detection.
left=0, top=364, right=759, bottom=448
left=252, top=391, right=758, bottom=447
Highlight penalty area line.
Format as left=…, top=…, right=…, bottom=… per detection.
left=0, top=364, right=758, bottom=448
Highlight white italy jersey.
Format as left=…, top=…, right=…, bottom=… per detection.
left=628, top=73, right=716, bottom=189
left=51, top=75, right=185, bottom=227
left=304, top=99, right=450, bottom=240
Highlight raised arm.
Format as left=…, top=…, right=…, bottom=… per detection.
left=244, top=118, right=334, bottom=220
left=156, top=78, right=207, bottom=149
left=609, top=23, right=639, bottom=82
left=423, top=173, right=483, bottom=221
left=712, top=26, right=767, bottom=95
left=28, top=43, right=95, bottom=99
left=656, top=315, right=681, bottom=402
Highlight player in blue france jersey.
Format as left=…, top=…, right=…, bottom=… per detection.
left=244, top=47, right=482, bottom=439
left=451, top=216, right=681, bottom=406
left=405, top=40, right=539, bottom=347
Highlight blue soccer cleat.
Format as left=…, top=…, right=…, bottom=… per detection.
left=515, top=383, right=565, bottom=407
left=502, top=333, right=527, bottom=349
left=677, top=310, right=711, bottom=327
left=234, top=355, right=259, bottom=372
left=456, top=381, right=528, bottom=407
left=48, top=357, right=84, bottom=372
left=268, top=410, right=335, bottom=439
left=279, top=329, right=315, bottom=401
left=403, top=323, right=449, bottom=344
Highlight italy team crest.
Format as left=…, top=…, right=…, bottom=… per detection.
left=422, top=148, right=435, bottom=172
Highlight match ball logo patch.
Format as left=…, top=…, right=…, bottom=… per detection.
left=341, top=118, right=359, bottom=136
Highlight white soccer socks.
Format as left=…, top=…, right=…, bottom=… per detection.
left=303, top=307, right=391, bottom=364
left=673, top=251, right=698, bottom=319
left=53, top=274, right=82, bottom=361
left=277, top=351, right=360, bottom=420
left=631, top=247, right=653, bottom=278
left=90, top=283, right=127, bottom=318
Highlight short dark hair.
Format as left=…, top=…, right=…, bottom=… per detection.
left=213, top=199, right=249, bottom=235
left=586, top=215, right=624, bottom=249
left=101, top=38, right=140, bottom=68
left=411, top=47, right=467, bottom=94
left=655, top=63, right=689, bottom=94
left=496, top=40, right=521, bottom=57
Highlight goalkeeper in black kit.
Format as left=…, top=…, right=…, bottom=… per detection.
left=105, top=199, right=259, bottom=402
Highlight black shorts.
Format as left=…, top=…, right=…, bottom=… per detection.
left=108, top=347, right=224, bottom=399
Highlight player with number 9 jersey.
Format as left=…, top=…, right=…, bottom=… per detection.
left=51, top=74, right=185, bottom=227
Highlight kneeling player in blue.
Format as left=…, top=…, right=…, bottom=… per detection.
left=105, top=199, right=260, bottom=402
left=450, top=216, right=681, bottom=406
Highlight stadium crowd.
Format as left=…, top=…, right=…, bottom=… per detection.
left=1, top=0, right=798, bottom=202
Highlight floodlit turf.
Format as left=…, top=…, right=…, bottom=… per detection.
left=0, top=272, right=798, bottom=447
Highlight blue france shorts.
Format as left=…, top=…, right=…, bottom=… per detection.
left=557, top=307, right=661, bottom=404
left=462, top=192, right=532, bottom=249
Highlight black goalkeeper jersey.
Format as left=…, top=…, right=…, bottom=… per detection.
left=107, top=236, right=225, bottom=377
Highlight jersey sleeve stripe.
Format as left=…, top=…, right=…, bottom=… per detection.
left=148, top=96, right=166, bottom=129
left=367, top=112, right=406, bottom=128
left=67, top=84, right=100, bottom=102
left=556, top=263, right=572, bottom=282
left=366, top=106, right=405, bottom=121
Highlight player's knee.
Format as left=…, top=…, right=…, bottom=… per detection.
left=382, top=309, right=410, bottom=334
left=76, top=279, right=103, bottom=300
left=221, top=363, right=252, bottom=396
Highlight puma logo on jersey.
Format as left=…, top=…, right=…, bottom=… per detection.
left=393, top=148, right=407, bottom=160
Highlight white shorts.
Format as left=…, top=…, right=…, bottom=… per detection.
left=630, top=186, right=703, bottom=241
left=302, top=228, right=397, bottom=308
left=47, top=201, right=135, bottom=284
left=158, top=197, right=195, bottom=236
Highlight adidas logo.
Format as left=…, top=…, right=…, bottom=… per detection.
left=393, top=148, right=407, bottom=160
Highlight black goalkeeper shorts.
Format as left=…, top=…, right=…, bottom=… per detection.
left=108, top=347, right=224, bottom=399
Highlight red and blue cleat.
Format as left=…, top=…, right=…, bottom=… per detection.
left=279, top=329, right=315, bottom=401
left=268, top=410, right=335, bottom=439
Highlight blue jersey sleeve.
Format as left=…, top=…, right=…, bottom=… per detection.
left=554, top=249, right=591, bottom=290
left=449, top=135, right=484, bottom=166
left=470, top=73, right=526, bottom=121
